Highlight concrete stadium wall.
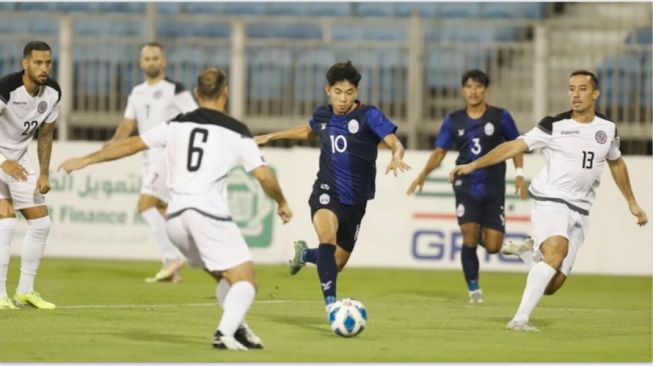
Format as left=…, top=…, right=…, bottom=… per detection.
left=10, top=142, right=652, bottom=276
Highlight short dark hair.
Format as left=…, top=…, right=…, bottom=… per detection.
left=461, top=69, right=489, bottom=87
left=196, top=67, right=228, bottom=100
left=326, top=61, right=361, bottom=87
left=141, top=42, right=164, bottom=52
left=570, top=70, right=599, bottom=90
left=23, top=41, right=51, bottom=58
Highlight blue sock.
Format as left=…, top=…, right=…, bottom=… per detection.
left=461, top=245, right=480, bottom=291
left=317, top=244, right=337, bottom=305
left=302, top=248, right=318, bottom=264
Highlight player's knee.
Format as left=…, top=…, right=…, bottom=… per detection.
left=27, top=216, right=51, bottom=233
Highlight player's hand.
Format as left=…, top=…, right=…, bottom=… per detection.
left=385, top=156, right=411, bottom=177
left=448, top=163, right=475, bottom=183
left=277, top=202, right=292, bottom=224
left=254, top=134, right=271, bottom=146
left=406, top=173, right=427, bottom=196
left=629, top=203, right=648, bottom=226
left=515, top=176, right=528, bottom=200
left=1, top=160, right=28, bottom=182
left=36, top=174, right=50, bottom=194
left=57, top=157, right=88, bottom=174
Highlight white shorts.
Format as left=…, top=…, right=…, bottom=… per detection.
left=531, top=200, right=590, bottom=276
left=0, top=159, right=46, bottom=210
left=141, top=156, right=170, bottom=203
left=166, top=208, right=252, bottom=272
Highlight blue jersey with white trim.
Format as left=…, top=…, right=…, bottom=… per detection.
left=309, top=102, right=397, bottom=205
left=435, top=105, right=519, bottom=196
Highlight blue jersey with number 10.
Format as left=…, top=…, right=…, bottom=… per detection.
left=309, top=102, right=397, bottom=205
left=436, top=105, right=520, bottom=196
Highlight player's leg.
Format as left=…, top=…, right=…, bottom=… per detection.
left=543, top=211, right=586, bottom=296
left=0, top=196, right=17, bottom=310
left=455, top=189, right=484, bottom=303
left=311, top=208, right=339, bottom=307
left=139, top=194, right=184, bottom=283
left=14, top=204, right=54, bottom=309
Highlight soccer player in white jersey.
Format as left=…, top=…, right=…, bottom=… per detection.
left=0, top=41, right=60, bottom=310
left=449, top=70, right=648, bottom=331
left=59, top=67, right=292, bottom=350
left=105, top=42, right=198, bottom=283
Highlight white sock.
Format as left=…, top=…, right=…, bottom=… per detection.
left=519, top=250, right=536, bottom=270
left=512, top=261, right=557, bottom=322
left=17, top=217, right=51, bottom=294
left=217, top=281, right=256, bottom=337
left=216, top=278, right=230, bottom=308
left=0, top=218, right=16, bottom=298
left=141, top=208, right=183, bottom=263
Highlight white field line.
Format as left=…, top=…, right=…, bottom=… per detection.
left=57, top=299, right=319, bottom=309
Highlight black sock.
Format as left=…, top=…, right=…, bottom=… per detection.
left=461, top=245, right=480, bottom=291
left=316, top=244, right=337, bottom=305
left=303, top=248, right=318, bottom=264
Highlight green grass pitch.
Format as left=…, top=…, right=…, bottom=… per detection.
left=0, top=257, right=650, bottom=362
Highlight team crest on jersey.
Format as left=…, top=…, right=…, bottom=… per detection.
left=456, top=204, right=465, bottom=217
left=153, top=90, right=163, bottom=99
left=595, top=130, right=607, bottom=144
left=484, top=122, right=495, bottom=136
left=37, top=101, right=48, bottom=114
left=348, top=119, right=359, bottom=134
left=319, top=193, right=330, bottom=205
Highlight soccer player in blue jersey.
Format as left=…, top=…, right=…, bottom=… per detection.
left=255, top=61, right=410, bottom=316
left=406, top=69, right=527, bottom=304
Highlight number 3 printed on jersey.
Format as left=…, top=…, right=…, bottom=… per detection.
left=187, top=128, right=208, bottom=172
left=470, top=137, right=482, bottom=155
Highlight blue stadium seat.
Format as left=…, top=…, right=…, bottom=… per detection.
left=305, top=3, right=350, bottom=17
left=156, top=2, right=181, bottom=15
left=247, top=48, right=293, bottom=101
left=356, top=3, right=396, bottom=17
left=222, top=3, right=266, bottom=15
left=0, top=2, right=16, bottom=10
left=597, top=54, right=642, bottom=107
left=332, top=24, right=407, bottom=41
left=182, top=2, right=225, bottom=14
left=481, top=3, right=544, bottom=18
left=98, top=3, right=144, bottom=13
left=294, top=49, right=335, bottom=101
left=158, top=22, right=230, bottom=38
left=394, top=3, right=439, bottom=17
left=439, top=3, right=480, bottom=18
left=66, top=3, right=99, bottom=12
left=267, top=3, right=312, bottom=16
left=625, top=27, right=653, bottom=45
left=247, top=23, right=321, bottom=39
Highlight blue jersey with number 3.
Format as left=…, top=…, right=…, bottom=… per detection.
left=435, top=105, right=519, bottom=196
left=309, top=102, right=397, bottom=205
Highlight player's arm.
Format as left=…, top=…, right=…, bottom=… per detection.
left=59, top=136, right=148, bottom=174
left=607, top=157, right=648, bottom=226
left=251, top=166, right=292, bottom=223
left=104, top=118, right=137, bottom=148
left=406, top=147, right=447, bottom=195
left=35, top=122, right=56, bottom=194
left=449, top=139, right=528, bottom=182
left=382, top=133, right=411, bottom=177
left=511, top=152, right=527, bottom=199
left=254, top=125, right=317, bottom=146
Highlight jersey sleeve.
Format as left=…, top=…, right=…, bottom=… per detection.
left=434, top=114, right=454, bottom=149
left=123, top=93, right=136, bottom=119
left=141, top=123, right=168, bottom=149
left=174, top=90, right=198, bottom=113
left=308, top=117, right=317, bottom=131
left=44, top=101, right=59, bottom=123
left=607, top=127, right=622, bottom=160
left=498, top=109, right=520, bottom=141
left=366, top=107, right=398, bottom=139
left=520, top=125, right=551, bottom=151
left=240, top=137, right=267, bottom=173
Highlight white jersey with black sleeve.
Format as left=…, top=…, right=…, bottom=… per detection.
left=519, top=110, right=621, bottom=215
left=140, top=108, right=267, bottom=220
left=0, top=71, right=61, bottom=160
left=124, top=77, right=197, bottom=162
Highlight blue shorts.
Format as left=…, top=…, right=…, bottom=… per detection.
left=453, top=183, right=505, bottom=233
left=308, top=187, right=367, bottom=253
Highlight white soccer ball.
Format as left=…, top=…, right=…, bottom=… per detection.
left=328, top=298, right=367, bottom=337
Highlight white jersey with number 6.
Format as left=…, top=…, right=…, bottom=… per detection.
left=519, top=111, right=620, bottom=215
left=141, top=108, right=266, bottom=219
